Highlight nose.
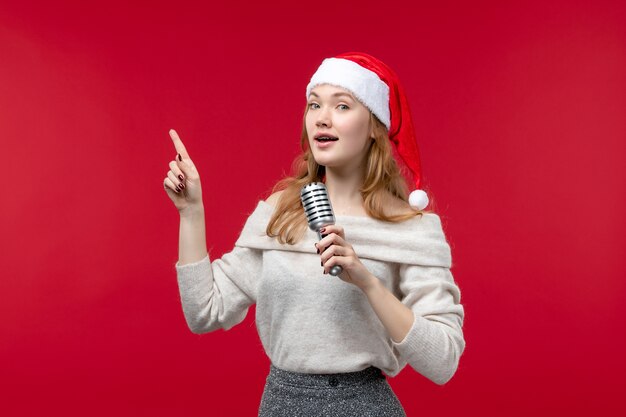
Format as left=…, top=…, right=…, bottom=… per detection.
left=315, top=107, right=331, bottom=128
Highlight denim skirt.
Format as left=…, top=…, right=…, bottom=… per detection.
left=258, top=363, right=406, bottom=417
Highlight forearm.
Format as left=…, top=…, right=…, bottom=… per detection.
left=360, top=276, right=414, bottom=343
left=178, top=204, right=208, bottom=265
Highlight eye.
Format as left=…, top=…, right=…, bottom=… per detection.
left=338, top=104, right=350, bottom=110
left=308, top=103, right=319, bottom=109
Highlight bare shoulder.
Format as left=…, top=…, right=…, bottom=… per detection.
left=264, top=190, right=284, bottom=207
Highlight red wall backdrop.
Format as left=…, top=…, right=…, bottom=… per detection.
left=1, top=1, right=624, bottom=415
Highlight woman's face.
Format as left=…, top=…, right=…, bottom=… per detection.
left=305, top=84, right=372, bottom=172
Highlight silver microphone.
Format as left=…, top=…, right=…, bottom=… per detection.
left=300, top=182, right=343, bottom=276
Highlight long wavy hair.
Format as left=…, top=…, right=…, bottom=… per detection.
left=265, top=103, right=430, bottom=245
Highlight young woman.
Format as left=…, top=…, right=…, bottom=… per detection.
left=163, top=52, right=465, bottom=416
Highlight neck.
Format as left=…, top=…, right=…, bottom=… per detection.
left=324, top=166, right=366, bottom=215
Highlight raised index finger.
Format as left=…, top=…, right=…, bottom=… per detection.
left=169, top=129, right=190, bottom=160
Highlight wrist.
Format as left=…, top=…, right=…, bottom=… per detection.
left=179, top=204, right=205, bottom=219
left=358, top=273, right=383, bottom=294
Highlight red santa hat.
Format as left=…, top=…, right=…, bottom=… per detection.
left=306, top=52, right=429, bottom=211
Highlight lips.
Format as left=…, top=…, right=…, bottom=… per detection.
left=314, top=133, right=338, bottom=142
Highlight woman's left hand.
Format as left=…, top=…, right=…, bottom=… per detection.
left=315, top=224, right=376, bottom=291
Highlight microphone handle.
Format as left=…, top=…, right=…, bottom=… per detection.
left=318, top=230, right=343, bottom=277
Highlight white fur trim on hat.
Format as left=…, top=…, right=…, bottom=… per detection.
left=306, top=58, right=390, bottom=129
left=408, top=189, right=429, bottom=210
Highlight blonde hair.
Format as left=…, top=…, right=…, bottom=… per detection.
left=265, top=104, right=429, bottom=245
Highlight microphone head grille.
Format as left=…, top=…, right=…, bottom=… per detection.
left=300, top=182, right=336, bottom=231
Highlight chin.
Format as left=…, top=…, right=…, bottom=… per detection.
left=315, top=159, right=342, bottom=169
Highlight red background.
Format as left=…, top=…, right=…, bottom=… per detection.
left=1, top=1, right=624, bottom=415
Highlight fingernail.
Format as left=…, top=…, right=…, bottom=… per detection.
left=175, top=186, right=180, bottom=192
left=179, top=183, right=185, bottom=189
left=178, top=154, right=182, bottom=161
left=321, top=261, right=323, bottom=266
left=320, top=227, right=326, bottom=233
left=178, top=174, right=184, bottom=181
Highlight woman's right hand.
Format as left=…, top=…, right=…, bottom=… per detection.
left=163, top=129, right=203, bottom=214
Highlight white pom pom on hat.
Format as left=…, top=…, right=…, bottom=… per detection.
left=306, top=52, right=429, bottom=210
left=408, top=189, right=429, bottom=211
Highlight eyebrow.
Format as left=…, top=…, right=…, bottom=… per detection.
left=309, top=92, right=355, bottom=100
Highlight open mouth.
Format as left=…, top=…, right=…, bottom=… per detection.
left=315, top=136, right=338, bottom=142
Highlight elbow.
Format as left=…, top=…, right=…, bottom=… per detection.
left=181, top=306, right=244, bottom=335
left=186, top=317, right=209, bottom=334
left=189, top=327, right=203, bottom=335
left=420, top=349, right=461, bottom=385
left=188, top=322, right=209, bottom=335
left=398, top=312, right=466, bottom=385
left=434, top=336, right=465, bottom=385
left=186, top=319, right=220, bottom=335
left=422, top=328, right=465, bottom=385
left=183, top=304, right=245, bottom=334
left=182, top=308, right=221, bottom=335
left=429, top=360, right=459, bottom=385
